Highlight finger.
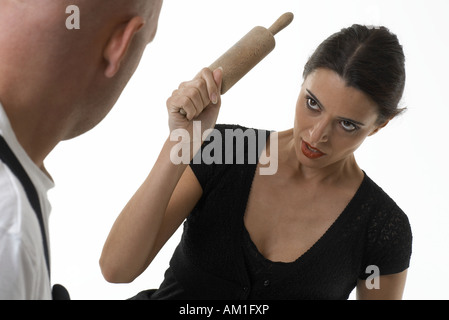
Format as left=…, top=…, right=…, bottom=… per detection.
left=183, top=86, right=207, bottom=116
left=167, top=94, right=195, bottom=120
left=212, top=67, right=223, bottom=96
left=177, top=78, right=210, bottom=116
left=179, top=96, right=197, bottom=120
left=179, top=78, right=209, bottom=107
left=173, top=88, right=205, bottom=118
left=197, top=67, right=220, bottom=105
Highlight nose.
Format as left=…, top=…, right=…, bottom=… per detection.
left=308, top=119, right=330, bottom=145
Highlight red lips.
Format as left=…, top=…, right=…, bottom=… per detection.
left=301, top=140, right=326, bottom=159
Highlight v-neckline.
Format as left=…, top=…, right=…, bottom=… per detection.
left=240, top=136, right=368, bottom=265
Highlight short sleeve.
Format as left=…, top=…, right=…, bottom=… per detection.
left=189, top=123, right=271, bottom=193
left=189, top=124, right=230, bottom=191
left=189, top=146, right=214, bottom=191
left=360, top=205, right=413, bottom=279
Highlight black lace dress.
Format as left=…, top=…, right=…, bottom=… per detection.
left=135, top=124, right=412, bottom=300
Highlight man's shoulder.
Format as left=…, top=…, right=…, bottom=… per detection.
left=0, top=162, right=38, bottom=239
left=0, top=162, right=22, bottom=231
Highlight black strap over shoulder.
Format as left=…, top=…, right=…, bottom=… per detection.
left=0, top=135, right=50, bottom=275
left=0, top=134, right=70, bottom=300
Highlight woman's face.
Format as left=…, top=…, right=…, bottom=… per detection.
left=293, top=68, right=385, bottom=169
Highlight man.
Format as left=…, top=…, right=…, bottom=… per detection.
left=0, top=0, right=163, bottom=299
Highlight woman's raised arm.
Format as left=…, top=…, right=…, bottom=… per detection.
left=99, top=68, right=223, bottom=283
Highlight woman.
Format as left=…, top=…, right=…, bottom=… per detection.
left=100, top=24, right=412, bottom=300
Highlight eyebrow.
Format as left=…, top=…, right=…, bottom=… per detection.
left=306, top=89, right=366, bottom=127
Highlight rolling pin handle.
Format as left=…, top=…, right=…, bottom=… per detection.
left=268, top=12, right=294, bottom=36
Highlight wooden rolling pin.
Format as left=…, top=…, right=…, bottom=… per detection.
left=180, top=12, right=294, bottom=115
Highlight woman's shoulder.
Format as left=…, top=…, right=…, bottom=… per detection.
left=190, top=123, right=271, bottom=190
left=212, top=123, right=271, bottom=135
left=362, top=173, right=407, bottom=215
left=361, top=173, right=412, bottom=247
left=358, top=173, right=413, bottom=275
left=202, top=123, right=272, bottom=162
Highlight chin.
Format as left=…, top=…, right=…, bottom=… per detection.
left=63, top=128, right=91, bottom=141
left=63, top=118, right=102, bottom=141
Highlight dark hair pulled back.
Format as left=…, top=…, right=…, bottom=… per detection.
left=303, top=24, right=406, bottom=124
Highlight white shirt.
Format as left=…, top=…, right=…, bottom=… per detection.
left=0, top=103, right=54, bottom=300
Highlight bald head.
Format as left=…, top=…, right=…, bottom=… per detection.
left=0, top=0, right=163, bottom=164
left=74, top=0, right=162, bottom=31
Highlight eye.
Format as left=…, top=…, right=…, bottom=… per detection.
left=306, top=97, right=320, bottom=111
left=340, top=120, right=358, bottom=132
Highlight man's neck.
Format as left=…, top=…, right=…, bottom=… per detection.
left=2, top=99, right=64, bottom=169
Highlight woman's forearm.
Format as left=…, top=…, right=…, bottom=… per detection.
left=100, top=67, right=222, bottom=283
left=99, top=137, right=188, bottom=283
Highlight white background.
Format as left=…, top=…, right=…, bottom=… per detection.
left=47, top=0, right=449, bottom=300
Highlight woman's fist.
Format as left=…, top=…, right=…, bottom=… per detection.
left=167, top=67, right=223, bottom=133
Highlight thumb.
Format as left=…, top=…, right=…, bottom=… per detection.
left=213, top=67, right=224, bottom=95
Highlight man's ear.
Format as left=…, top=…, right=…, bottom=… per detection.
left=103, top=16, right=145, bottom=78
left=369, top=120, right=390, bottom=136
